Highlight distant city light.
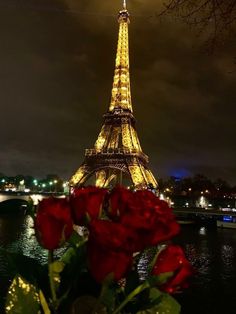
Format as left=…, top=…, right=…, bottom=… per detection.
left=31, top=194, right=43, bottom=205
left=160, top=193, right=165, bottom=200
left=199, top=227, right=206, bottom=236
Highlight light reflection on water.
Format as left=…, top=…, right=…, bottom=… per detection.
left=15, top=215, right=48, bottom=264
left=0, top=214, right=65, bottom=276
left=174, top=225, right=236, bottom=314
left=1, top=215, right=236, bottom=313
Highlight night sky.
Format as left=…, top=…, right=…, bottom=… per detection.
left=1, top=0, right=236, bottom=184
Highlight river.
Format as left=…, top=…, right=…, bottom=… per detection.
left=0, top=213, right=236, bottom=313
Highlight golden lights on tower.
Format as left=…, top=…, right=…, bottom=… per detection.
left=70, top=1, right=158, bottom=190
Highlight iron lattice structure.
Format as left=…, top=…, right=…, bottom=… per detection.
left=70, top=3, right=158, bottom=190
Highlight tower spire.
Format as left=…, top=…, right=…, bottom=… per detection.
left=109, top=2, right=131, bottom=112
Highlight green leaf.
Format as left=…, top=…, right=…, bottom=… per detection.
left=149, top=288, right=162, bottom=302
left=137, top=292, right=181, bottom=314
left=71, top=296, right=107, bottom=314
left=5, top=275, right=41, bottom=314
left=145, top=272, right=173, bottom=288
left=146, top=276, right=160, bottom=287
left=153, top=272, right=174, bottom=286
left=60, top=247, right=76, bottom=265
left=2, top=250, right=48, bottom=291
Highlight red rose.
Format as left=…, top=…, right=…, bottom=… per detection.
left=109, top=188, right=180, bottom=249
left=88, top=219, right=136, bottom=282
left=152, top=245, right=194, bottom=293
left=88, top=220, right=139, bottom=253
left=70, top=187, right=107, bottom=225
left=108, top=186, right=133, bottom=220
left=35, top=197, right=73, bottom=250
left=88, top=244, right=133, bottom=283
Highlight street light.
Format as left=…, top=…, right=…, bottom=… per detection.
left=49, top=182, right=53, bottom=192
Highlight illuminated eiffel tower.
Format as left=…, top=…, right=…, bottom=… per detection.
left=70, top=1, right=158, bottom=190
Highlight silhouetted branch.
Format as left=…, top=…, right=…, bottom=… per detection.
left=160, top=0, right=236, bottom=52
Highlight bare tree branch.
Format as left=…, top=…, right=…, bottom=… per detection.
left=160, top=0, right=236, bottom=52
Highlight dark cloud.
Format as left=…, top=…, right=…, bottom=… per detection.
left=0, top=0, right=236, bottom=183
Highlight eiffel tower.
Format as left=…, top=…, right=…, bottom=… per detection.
left=70, top=1, right=158, bottom=190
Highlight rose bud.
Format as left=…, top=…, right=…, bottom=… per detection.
left=35, top=197, right=73, bottom=250
left=152, top=245, right=194, bottom=294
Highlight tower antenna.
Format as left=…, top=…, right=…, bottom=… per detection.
left=123, top=0, right=127, bottom=10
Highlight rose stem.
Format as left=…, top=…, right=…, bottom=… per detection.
left=113, top=281, right=150, bottom=314
left=48, top=250, right=57, bottom=307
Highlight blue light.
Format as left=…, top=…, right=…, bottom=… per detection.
left=223, top=216, right=233, bottom=222
left=170, top=169, right=191, bottom=179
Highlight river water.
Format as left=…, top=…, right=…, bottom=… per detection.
left=0, top=213, right=236, bottom=314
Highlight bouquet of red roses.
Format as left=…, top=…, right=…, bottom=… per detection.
left=5, top=186, right=193, bottom=314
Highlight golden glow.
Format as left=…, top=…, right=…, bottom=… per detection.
left=95, top=125, right=111, bottom=150
left=122, top=124, right=133, bottom=149
left=6, top=276, right=40, bottom=313
left=105, top=173, right=117, bottom=187
left=128, top=164, right=146, bottom=187
left=145, top=169, right=158, bottom=188
left=109, top=16, right=132, bottom=112
left=70, top=167, right=87, bottom=186
left=130, top=126, right=142, bottom=151
left=108, top=127, right=120, bottom=149
left=95, top=170, right=107, bottom=187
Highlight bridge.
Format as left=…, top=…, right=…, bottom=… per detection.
left=173, top=207, right=236, bottom=226
left=0, top=191, right=66, bottom=213
left=0, top=191, right=65, bottom=203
